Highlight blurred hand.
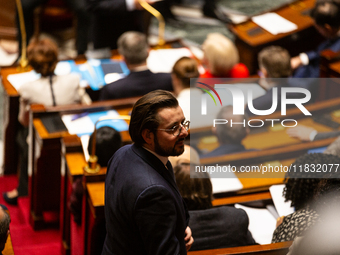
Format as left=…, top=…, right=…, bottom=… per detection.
left=286, top=125, right=316, bottom=141
left=291, top=56, right=303, bottom=70
left=185, top=226, right=194, bottom=251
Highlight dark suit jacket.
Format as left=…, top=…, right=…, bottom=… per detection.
left=99, top=70, right=173, bottom=100
left=294, top=36, right=340, bottom=78
left=189, top=206, right=256, bottom=251
left=86, top=0, right=145, bottom=49
left=102, top=144, right=189, bottom=255
left=201, top=144, right=251, bottom=158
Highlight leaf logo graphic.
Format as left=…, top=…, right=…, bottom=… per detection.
left=196, top=82, right=222, bottom=106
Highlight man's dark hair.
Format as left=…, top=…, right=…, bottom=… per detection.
left=88, top=126, right=122, bottom=167
left=258, top=46, right=291, bottom=78
left=215, top=105, right=248, bottom=144
left=129, top=90, right=178, bottom=146
left=311, top=1, right=340, bottom=28
left=117, top=31, right=149, bottom=65
left=0, top=207, right=10, bottom=252
left=283, top=153, right=340, bottom=210
left=174, top=163, right=213, bottom=210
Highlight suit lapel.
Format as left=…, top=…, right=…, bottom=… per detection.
left=132, top=145, right=190, bottom=224
left=132, top=144, right=181, bottom=196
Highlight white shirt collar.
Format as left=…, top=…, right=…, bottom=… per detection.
left=143, top=146, right=169, bottom=166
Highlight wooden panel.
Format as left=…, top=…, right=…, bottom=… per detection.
left=87, top=182, right=105, bottom=215
left=188, top=241, right=292, bottom=255
left=230, top=0, right=316, bottom=47
left=3, top=234, right=14, bottom=255
left=0, top=1, right=17, bottom=40
left=212, top=192, right=272, bottom=207
left=29, top=99, right=135, bottom=229
left=194, top=97, right=340, bottom=156
left=230, top=0, right=324, bottom=74
left=1, top=66, right=31, bottom=174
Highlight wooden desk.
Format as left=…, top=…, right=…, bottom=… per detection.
left=48, top=97, right=340, bottom=234
left=0, top=59, right=89, bottom=175
left=82, top=180, right=287, bottom=255
left=320, top=50, right=340, bottom=78
left=37, top=95, right=340, bottom=233
left=187, top=241, right=292, bottom=255
left=230, top=0, right=324, bottom=74
left=0, top=1, right=17, bottom=40
left=64, top=144, right=281, bottom=255
left=327, top=59, right=340, bottom=77
left=39, top=99, right=136, bottom=254
left=63, top=147, right=107, bottom=255
left=29, top=98, right=137, bottom=231
left=1, top=66, right=28, bottom=175
left=62, top=123, right=338, bottom=255
left=3, top=234, right=14, bottom=255
left=84, top=182, right=106, bottom=255
left=61, top=148, right=107, bottom=255
left=194, top=97, right=340, bottom=154
left=314, top=50, right=340, bottom=100
left=201, top=137, right=337, bottom=197
left=0, top=40, right=185, bottom=175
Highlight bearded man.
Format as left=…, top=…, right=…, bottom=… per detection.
left=102, top=90, right=193, bottom=255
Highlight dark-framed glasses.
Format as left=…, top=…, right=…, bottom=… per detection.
left=158, top=120, right=190, bottom=136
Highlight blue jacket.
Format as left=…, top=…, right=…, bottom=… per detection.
left=294, top=36, right=340, bottom=78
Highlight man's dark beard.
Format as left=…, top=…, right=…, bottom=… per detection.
left=154, top=134, right=185, bottom=157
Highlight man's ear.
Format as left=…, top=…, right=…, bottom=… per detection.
left=141, top=129, right=154, bottom=145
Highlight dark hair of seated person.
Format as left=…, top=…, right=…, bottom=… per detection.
left=313, top=168, right=340, bottom=212
left=311, top=0, right=340, bottom=28
left=88, top=126, right=122, bottom=167
left=70, top=126, right=122, bottom=225
left=283, top=153, right=340, bottom=210
left=174, top=163, right=213, bottom=210
left=172, top=56, right=199, bottom=89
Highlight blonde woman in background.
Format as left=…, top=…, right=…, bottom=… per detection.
left=201, top=33, right=249, bottom=78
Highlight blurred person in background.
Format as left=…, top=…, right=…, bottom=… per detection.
left=200, top=33, right=249, bottom=79
left=3, top=38, right=90, bottom=205
left=272, top=153, right=340, bottom=243
left=174, top=163, right=255, bottom=251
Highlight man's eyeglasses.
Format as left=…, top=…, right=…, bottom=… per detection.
left=158, top=120, right=190, bottom=136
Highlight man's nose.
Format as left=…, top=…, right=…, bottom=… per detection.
left=178, top=125, right=189, bottom=138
